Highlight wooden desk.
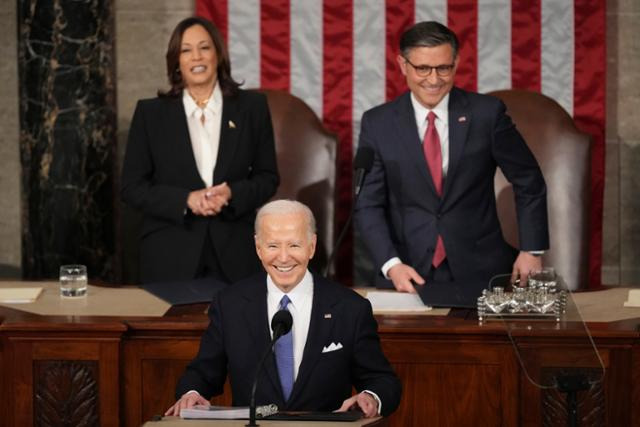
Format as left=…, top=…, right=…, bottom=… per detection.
left=142, top=416, right=387, bottom=426
left=1, top=292, right=639, bottom=426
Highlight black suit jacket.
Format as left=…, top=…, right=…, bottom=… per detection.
left=175, top=273, right=402, bottom=417
left=355, top=88, right=549, bottom=287
left=121, top=90, right=279, bottom=283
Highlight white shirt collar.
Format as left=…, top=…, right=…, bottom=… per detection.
left=410, top=91, right=450, bottom=125
left=267, top=270, right=314, bottom=308
left=182, top=82, right=223, bottom=117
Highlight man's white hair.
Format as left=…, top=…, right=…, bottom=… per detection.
left=255, top=199, right=316, bottom=238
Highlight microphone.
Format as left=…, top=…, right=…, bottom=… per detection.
left=323, top=147, right=374, bottom=277
left=270, top=309, right=294, bottom=342
left=353, top=147, right=374, bottom=196
left=246, top=310, right=293, bottom=427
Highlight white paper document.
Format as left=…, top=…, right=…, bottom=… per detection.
left=180, top=404, right=277, bottom=419
left=366, top=291, right=431, bottom=312
left=0, top=287, right=43, bottom=303
left=623, top=289, right=640, bottom=307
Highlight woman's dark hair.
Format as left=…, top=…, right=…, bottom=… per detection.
left=159, top=16, right=241, bottom=97
left=400, top=21, right=459, bottom=59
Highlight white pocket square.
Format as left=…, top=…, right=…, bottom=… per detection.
left=322, top=342, right=343, bottom=353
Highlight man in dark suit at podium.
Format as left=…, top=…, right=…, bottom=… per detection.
left=165, top=200, right=401, bottom=418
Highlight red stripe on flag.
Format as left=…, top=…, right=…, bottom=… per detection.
left=511, top=0, right=541, bottom=91
left=196, top=0, right=227, bottom=42
left=574, top=0, right=606, bottom=289
left=448, top=0, right=477, bottom=91
left=323, top=0, right=353, bottom=284
left=385, top=0, right=414, bottom=101
left=261, top=0, right=290, bottom=90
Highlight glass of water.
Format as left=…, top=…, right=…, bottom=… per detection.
left=59, top=265, right=88, bottom=297
left=528, top=267, right=557, bottom=289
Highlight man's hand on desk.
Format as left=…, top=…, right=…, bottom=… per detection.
left=511, top=251, right=543, bottom=285
left=336, top=392, right=379, bottom=418
left=164, top=391, right=209, bottom=416
left=388, top=263, right=425, bottom=294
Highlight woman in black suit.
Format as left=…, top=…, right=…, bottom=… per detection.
left=121, top=17, right=279, bottom=284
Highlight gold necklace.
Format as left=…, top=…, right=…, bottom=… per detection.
left=188, top=90, right=210, bottom=109
left=195, top=98, right=209, bottom=108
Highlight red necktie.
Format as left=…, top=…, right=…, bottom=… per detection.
left=424, top=111, right=446, bottom=267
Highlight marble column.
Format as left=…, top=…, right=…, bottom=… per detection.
left=18, top=0, right=116, bottom=280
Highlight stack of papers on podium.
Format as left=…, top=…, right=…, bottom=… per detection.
left=366, top=291, right=431, bottom=312
left=180, top=404, right=277, bottom=419
left=624, top=289, right=640, bottom=307
left=0, top=287, right=43, bottom=303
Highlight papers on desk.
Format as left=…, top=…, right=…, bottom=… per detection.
left=623, top=289, right=640, bottom=307
left=180, top=404, right=278, bottom=419
left=366, top=291, right=431, bottom=312
left=0, top=287, right=43, bottom=303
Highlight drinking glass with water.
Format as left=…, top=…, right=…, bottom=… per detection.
left=528, top=267, right=557, bottom=289
left=59, top=265, right=88, bottom=297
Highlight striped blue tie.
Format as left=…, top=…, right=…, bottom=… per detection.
left=275, top=295, right=294, bottom=401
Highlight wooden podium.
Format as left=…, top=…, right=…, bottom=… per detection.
left=142, top=416, right=387, bottom=426
left=1, top=286, right=639, bottom=426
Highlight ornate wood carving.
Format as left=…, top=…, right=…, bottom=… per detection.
left=34, top=360, right=99, bottom=427
left=541, top=367, right=605, bottom=427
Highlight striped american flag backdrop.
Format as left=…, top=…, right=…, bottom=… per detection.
left=196, top=0, right=606, bottom=289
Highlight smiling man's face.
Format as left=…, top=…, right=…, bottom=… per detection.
left=255, top=211, right=316, bottom=293
left=397, top=43, right=458, bottom=109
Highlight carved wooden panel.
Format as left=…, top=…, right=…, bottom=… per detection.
left=540, top=368, right=605, bottom=427
left=34, top=360, right=99, bottom=427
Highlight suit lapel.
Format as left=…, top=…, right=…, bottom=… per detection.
left=164, top=97, right=203, bottom=185
left=241, top=276, right=283, bottom=400
left=288, top=275, right=336, bottom=405
left=443, top=87, right=471, bottom=198
left=213, top=94, right=241, bottom=184
left=393, top=92, right=439, bottom=196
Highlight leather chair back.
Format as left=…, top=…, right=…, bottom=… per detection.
left=260, top=90, right=338, bottom=274
left=489, top=89, right=591, bottom=290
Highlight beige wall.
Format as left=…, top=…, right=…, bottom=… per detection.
left=602, top=0, right=640, bottom=284
left=1, top=1, right=638, bottom=285
left=0, top=0, right=21, bottom=275
left=116, top=0, right=195, bottom=164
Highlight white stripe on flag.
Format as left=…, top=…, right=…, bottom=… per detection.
left=353, top=0, right=386, bottom=149
left=541, top=0, right=574, bottom=115
left=415, top=0, right=447, bottom=25
left=477, top=0, right=511, bottom=93
left=290, top=0, right=323, bottom=117
left=228, top=0, right=260, bottom=89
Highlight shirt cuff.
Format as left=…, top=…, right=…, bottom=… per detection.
left=362, top=390, right=382, bottom=415
left=527, top=251, right=545, bottom=256
left=381, top=257, right=402, bottom=279
left=185, top=390, right=200, bottom=396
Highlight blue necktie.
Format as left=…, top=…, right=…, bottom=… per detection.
left=275, top=295, right=294, bottom=401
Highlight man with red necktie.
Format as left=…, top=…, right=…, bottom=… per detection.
left=355, top=21, right=549, bottom=293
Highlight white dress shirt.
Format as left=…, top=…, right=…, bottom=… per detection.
left=381, top=93, right=450, bottom=278
left=267, top=271, right=313, bottom=380
left=183, top=83, right=223, bottom=187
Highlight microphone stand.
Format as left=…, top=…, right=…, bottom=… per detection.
left=246, top=343, right=275, bottom=427
left=324, top=147, right=372, bottom=278
left=246, top=311, right=292, bottom=427
left=323, top=209, right=355, bottom=278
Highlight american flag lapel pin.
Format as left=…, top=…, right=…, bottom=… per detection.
left=324, top=313, right=332, bottom=319
left=458, top=116, right=467, bottom=123
left=228, top=120, right=236, bottom=129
